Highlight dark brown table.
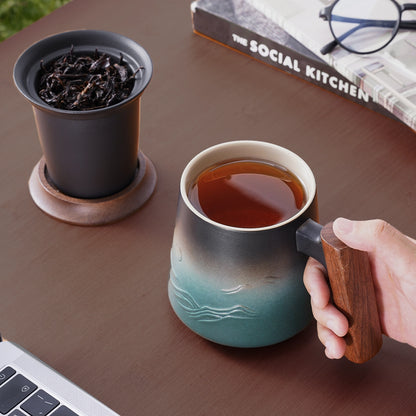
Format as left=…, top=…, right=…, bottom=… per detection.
left=1, top=0, right=415, bottom=414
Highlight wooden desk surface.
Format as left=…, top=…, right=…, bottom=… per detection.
left=1, top=0, right=415, bottom=414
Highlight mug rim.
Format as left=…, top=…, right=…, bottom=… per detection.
left=180, top=140, right=317, bottom=232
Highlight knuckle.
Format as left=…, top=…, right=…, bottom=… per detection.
left=371, top=219, right=390, bottom=239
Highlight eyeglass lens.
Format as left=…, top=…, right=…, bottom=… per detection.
left=330, top=0, right=400, bottom=54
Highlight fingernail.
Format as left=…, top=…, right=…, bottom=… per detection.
left=334, top=218, right=353, bottom=235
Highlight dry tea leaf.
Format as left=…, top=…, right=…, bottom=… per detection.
left=38, top=46, right=141, bottom=110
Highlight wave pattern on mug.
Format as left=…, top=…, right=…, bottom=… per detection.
left=169, top=272, right=258, bottom=322
left=221, top=275, right=281, bottom=294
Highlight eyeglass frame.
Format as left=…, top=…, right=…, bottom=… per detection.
left=319, top=0, right=416, bottom=55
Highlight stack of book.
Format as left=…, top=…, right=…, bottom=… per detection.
left=191, top=0, right=415, bottom=128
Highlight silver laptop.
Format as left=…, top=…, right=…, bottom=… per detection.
left=0, top=340, right=119, bottom=415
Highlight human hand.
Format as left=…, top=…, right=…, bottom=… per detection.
left=303, top=218, right=416, bottom=359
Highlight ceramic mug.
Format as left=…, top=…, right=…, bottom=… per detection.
left=168, top=140, right=318, bottom=348
left=168, top=140, right=382, bottom=361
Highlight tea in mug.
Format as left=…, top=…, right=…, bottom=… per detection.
left=188, top=159, right=305, bottom=228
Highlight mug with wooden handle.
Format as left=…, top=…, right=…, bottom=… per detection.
left=169, top=140, right=382, bottom=362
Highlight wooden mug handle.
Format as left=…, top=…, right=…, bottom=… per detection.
left=320, top=222, right=383, bottom=363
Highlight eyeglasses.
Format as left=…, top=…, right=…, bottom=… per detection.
left=319, top=0, right=416, bottom=55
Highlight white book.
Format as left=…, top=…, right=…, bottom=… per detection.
left=246, top=0, right=416, bottom=130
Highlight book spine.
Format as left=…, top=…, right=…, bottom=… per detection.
left=191, top=3, right=397, bottom=120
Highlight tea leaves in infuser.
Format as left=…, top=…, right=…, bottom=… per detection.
left=38, top=46, right=141, bottom=110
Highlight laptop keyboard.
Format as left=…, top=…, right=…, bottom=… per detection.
left=0, top=366, right=79, bottom=416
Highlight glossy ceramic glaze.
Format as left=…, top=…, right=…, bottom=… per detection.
left=169, top=140, right=318, bottom=347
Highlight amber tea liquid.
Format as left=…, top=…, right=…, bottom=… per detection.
left=188, top=159, right=306, bottom=228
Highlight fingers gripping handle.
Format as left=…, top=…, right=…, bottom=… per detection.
left=296, top=220, right=383, bottom=362
left=320, top=222, right=383, bottom=363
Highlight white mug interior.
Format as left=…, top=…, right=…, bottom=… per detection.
left=180, top=140, right=317, bottom=231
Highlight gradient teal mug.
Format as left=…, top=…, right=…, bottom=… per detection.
left=168, top=140, right=382, bottom=360
left=168, top=140, right=318, bottom=348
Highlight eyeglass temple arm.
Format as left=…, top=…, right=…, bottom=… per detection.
left=320, top=20, right=368, bottom=55
left=399, top=20, right=416, bottom=29
left=320, top=15, right=416, bottom=55
left=332, top=15, right=416, bottom=29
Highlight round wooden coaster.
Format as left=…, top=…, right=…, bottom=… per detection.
left=28, top=152, right=157, bottom=226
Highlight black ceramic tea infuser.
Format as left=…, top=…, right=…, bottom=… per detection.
left=14, top=30, right=156, bottom=225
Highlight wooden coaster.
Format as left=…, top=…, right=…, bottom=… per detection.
left=28, top=152, right=157, bottom=226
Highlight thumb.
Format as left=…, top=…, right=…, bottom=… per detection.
left=332, top=218, right=411, bottom=259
